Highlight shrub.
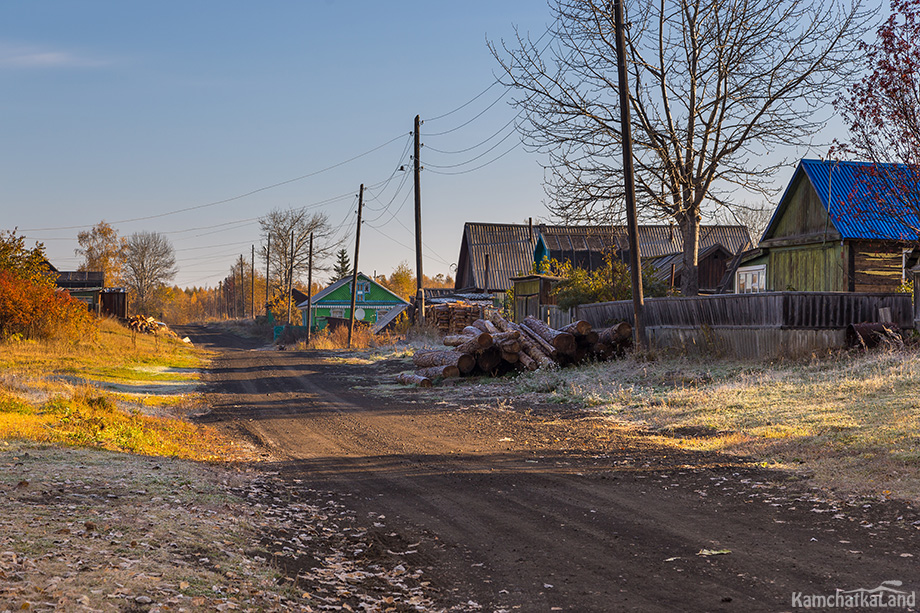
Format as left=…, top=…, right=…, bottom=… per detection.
left=0, top=229, right=96, bottom=341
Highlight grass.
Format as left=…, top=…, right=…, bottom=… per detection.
left=0, top=318, right=238, bottom=462
left=509, top=348, right=920, bottom=501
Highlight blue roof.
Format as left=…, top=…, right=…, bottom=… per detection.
left=797, top=158, right=920, bottom=241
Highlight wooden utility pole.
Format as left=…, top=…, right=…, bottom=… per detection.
left=286, top=230, right=294, bottom=325
left=306, top=232, right=314, bottom=345
left=613, top=0, right=647, bottom=350
left=251, top=245, right=255, bottom=319
left=414, top=114, right=425, bottom=324
left=265, top=235, right=271, bottom=316
left=239, top=255, right=245, bottom=319
left=348, top=185, right=364, bottom=348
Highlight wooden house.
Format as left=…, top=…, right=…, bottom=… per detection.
left=534, top=224, right=751, bottom=293
left=297, top=272, right=408, bottom=332
left=455, top=221, right=751, bottom=295
left=55, top=270, right=127, bottom=318
left=454, top=221, right=540, bottom=292
left=738, top=159, right=920, bottom=293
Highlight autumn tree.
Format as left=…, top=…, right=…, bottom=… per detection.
left=75, top=221, right=127, bottom=286
left=124, top=231, right=177, bottom=315
left=0, top=229, right=93, bottom=339
left=492, top=0, right=870, bottom=295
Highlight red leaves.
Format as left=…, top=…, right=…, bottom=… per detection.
left=837, top=0, right=920, bottom=166
left=0, top=270, right=95, bottom=340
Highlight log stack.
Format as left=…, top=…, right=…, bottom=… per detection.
left=431, top=302, right=486, bottom=334
left=396, top=312, right=633, bottom=386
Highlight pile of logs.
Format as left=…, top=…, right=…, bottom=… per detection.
left=430, top=302, right=486, bottom=335
left=396, top=313, right=632, bottom=387
left=127, top=315, right=159, bottom=335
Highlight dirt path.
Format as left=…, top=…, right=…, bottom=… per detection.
left=181, top=325, right=920, bottom=612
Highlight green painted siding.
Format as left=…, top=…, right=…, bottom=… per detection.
left=768, top=242, right=847, bottom=291
left=302, top=273, right=407, bottom=330
left=773, top=173, right=837, bottom=239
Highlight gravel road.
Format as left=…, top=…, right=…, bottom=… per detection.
left=180, top=324, right=920, bottom=612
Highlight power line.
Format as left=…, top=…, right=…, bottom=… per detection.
left=426, top=140, right=523, bottom=176
left=425, top=115, right=518, bottom=156
left=21, top=132, right=409, bottom=232
left=424, top=126, right=520, bottom=169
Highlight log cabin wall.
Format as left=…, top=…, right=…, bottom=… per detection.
left=849, top=241, right=906, bottom=292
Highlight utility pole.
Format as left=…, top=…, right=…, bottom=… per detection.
left=414, top=114, right=425, bottom=324
left=265, top=235, right=271, bottom=316
left=239, top=255, right=245, bottom=319
left=613, top=0, right=647, bottom=350
left=251, top=245, right=255, bottom=319
left=306, top=232, right=314, bottom=345
left=286, top=230, right=294, bottom=325
left=348, top=185, right=364, bottom=348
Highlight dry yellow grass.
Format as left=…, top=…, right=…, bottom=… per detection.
left=513, top=348, right=920, bottom=501
left=0, top=318, right=238, bottom=462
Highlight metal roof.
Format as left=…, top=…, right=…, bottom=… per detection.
left=56, top=271, right=104, bottom=289
left=456, top=222, right=751, bottom=292
left=458, top=223, right=538, bottom=292
left=797, top=158, right=920, bottom=241
left=539, top=224, right=751, bottom=259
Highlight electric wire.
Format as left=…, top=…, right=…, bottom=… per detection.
left=426, top=140, right=522, bottom=176
left=21, top=132, right=409, bottom=232
left=424, top=126, right=520, bottom=169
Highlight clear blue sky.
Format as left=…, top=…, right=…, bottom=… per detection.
left=1, top=1, right=867, bottom=288
left=2, top=1, right=552, bottom=287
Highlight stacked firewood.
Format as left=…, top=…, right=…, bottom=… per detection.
left=396, top=313, right=632, bottom=387
left=430, top=303, right=486, bottom=334
left=127, top=315, right=159, bottom=335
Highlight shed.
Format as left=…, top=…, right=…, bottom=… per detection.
left=454, top=222, right=540, bottom=292
left=55, top=271, right=128, bottom=318
left=745, top=159, right=920, bottom=293
left=534, top=224, right=751, bottom=292
left=510, top=274, right=564, bottom=323
left=297, top=272, right=408, bottom=332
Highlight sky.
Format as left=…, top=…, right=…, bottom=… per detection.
left=0, top=1, right=877, bottom=289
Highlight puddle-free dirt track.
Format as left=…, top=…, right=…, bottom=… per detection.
left=180, top=324, right=920, bottom=612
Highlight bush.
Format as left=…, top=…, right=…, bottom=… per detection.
left=0, top=270, right=96, bottom=340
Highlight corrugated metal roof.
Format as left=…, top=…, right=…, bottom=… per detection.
left=799, top=158, right=920, bottom=241
left=457, top=222, right=752, bottom=292
left=540, top=225, right=751, bottom=259
left=463, top=223, right=538, bottom=291
left=56, top=271, right=104, bottom=289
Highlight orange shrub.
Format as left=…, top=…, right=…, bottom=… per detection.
left=0, top=270, right=95, bottom=340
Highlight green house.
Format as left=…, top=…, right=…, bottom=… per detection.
left=297, top=272, right=409, bottom=331
left=736, top=159, right=920, bottom=293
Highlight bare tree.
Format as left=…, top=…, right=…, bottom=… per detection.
left=492, top=0, right=871, bottom=294
left=75, top=220, right=127, bottom=286
left=124, top=231, right=177, bottom=315
left=258, top=209, right=338, bottom=298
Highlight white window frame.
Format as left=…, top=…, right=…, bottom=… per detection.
left=735, top=265, right=767, bottom=294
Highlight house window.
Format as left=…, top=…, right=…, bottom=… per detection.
left=736, top=265, right=767, bottom=293
left=330, top=308, right=345, bottom=318
left=357, top=281, right=371, bottom=301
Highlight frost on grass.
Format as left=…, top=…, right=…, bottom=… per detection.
left=501, top=349, right=920, bottom=502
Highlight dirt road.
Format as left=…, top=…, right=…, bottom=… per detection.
left=182, top=325, right=920, bottom=612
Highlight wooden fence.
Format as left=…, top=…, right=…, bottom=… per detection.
left=576, top=292, right=912, bottom=330
left=575, top=292, right=913, bottom=358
